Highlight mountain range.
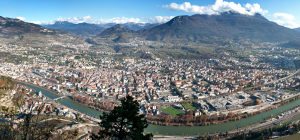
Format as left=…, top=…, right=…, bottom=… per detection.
left=295, top=28, right=300, bottom=32
left=43, top=21, right=105, bottom=37
left=95, top=12, right=300, bottom=43
left=0, top=16, right=85, bottom=49
left=0, top=16, right=61, bottom=37
left=97, top=24, right=135, bottom=38
left=119, top=22, right=159, bottom=31
left=98, top=22, right=159, bottom=31
left=2, top=12, right=300, bottom=45
left=140, top=12, right=300, bottom=43
left=43, top=21, right=159, bottom=37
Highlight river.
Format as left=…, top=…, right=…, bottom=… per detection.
left=19, top=82, right=300, bottom=135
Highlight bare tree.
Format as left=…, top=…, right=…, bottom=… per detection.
left=1, top=90, right=78, bottom=140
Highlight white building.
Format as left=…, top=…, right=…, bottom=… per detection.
left=37, top=91, right=42, bottom=97
left=164, top=95, right=181, bottom=102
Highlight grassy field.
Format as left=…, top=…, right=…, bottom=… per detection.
left=161, top=107, right=184, bottom=117
left=276, top=133, right=300, bottom=140
left=182, top=103, right=197, bottom=110
left=203, top=81, right=209, bottom=85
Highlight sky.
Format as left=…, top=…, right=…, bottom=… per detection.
left=0, top=0, right=300, bottom=28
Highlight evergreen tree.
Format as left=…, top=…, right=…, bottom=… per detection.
left=91, top=95, right=152, bottom=140
left=260, top=132, right=264, bottom=139
left=242, top=133, right=246, bottom=140
left=294, top=124, right=299, bottom=133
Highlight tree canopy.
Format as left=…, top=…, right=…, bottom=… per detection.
left=91, top=95, right=152, bottom=140
left=255, top=99, right=262, bottom=105
left=74, top=56, right=81, bottom=59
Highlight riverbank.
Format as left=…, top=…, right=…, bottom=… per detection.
left=16, top=81, right=98, bottom=112
left=147, top=92, right=300, bottom=127
left=66, top=96, right=110, bottom=113
left=17, top=80, right=300, bottom=127
left=18, top=82, right=300, bottom=135
left=16, top=80, right=61, bottom=96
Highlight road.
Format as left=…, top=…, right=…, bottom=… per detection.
left=253, top=112, right=300, bottom=132
left=153, top=135, right=198, bottom=140
left=227, top=109, right=300, bottom=135
left=152, top=110, right=300, bottom=140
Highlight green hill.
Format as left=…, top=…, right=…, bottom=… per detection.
left=97, top=24, right=135, bottom=38
left=113, top=34, right=130, bottom=43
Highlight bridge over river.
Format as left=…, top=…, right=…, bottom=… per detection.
left=19, top=82, right=300, bottom=135
left=53, top=95, right=66, bottom=101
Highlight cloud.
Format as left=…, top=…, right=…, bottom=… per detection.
left=272, top=13, right=298, bottom=29
left=162, top=0, right=268, bottom=16
left=16, top=17, right=25, bottom=21
left=142, top=16, right=174, bottom=24
left=274, top=20, right=300, bottom=29
left=97, top=17, right=141, bottom=24
left=54, top=16, right=141, bottom=24
left=30, top=16, right=141, bottom=25
left=31, top=21, right=55, bottom=25
left=30, top=15, right=173, bottom=25
left=273, top=13, right=295, bottom=20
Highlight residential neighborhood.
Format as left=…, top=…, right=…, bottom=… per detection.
left=1, top=41, right=300, bottom=127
